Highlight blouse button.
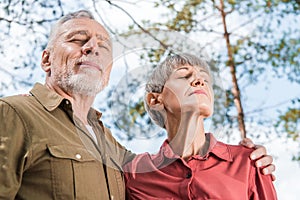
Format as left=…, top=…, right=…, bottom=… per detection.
left=75, top=154, right=82, bottom=159
left=186, top=172, right=192, bottom=179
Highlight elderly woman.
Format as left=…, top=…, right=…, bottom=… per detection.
left=123, top=53, right=277, bottom=199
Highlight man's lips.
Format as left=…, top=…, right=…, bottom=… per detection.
left=78, top=61, right=101, bottom=71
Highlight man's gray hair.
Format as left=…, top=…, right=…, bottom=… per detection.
left=145, top=53, right=212, bottom=128
left=46, top=10, right=95, bottom=49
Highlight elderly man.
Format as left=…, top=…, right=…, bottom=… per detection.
left=0, top=10, right=275, bottom=200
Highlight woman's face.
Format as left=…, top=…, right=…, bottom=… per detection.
left=160, top=65, right=214, bottom=118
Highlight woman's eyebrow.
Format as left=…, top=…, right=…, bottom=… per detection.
left=175, top=66, right=209, bottom=76
left=175, top=66, right=190, bottom=71
left=195, top=68, right=210, bottom=75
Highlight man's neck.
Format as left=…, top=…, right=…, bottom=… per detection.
left=71, top=94, right=95, bottom=125
left=45, top=83, right=95, bottom=125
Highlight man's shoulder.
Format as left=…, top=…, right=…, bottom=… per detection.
left=0, top=93, right=41, bottom=118
left=1, top=94, right=35, bottom=108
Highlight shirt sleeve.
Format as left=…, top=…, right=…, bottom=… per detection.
left=0, top=100, right=29, bottom=199
left=103, top=127, right=136, bottom=168
left=248, top=161, right=278, bottom=200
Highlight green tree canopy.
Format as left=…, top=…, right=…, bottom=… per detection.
left=0, top=0, right=299, bottom=160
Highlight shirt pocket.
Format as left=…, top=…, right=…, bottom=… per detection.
left=47, top=144, right=106, bottom=200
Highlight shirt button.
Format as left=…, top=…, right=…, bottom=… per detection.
left=186, top=172, right=192, bottom=179
left=75, top=154, right=81, bottom=159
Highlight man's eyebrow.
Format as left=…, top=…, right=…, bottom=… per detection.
left=64, top=30, right=111, bottom=46
left=65, top=30, right=88, bottom=39
left=96, top=34, right=111, bottom=46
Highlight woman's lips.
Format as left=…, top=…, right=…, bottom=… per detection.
left=191, top=89, right=207, bottom=96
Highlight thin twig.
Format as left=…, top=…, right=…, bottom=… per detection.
left=104, top=0, right=170, bottom=50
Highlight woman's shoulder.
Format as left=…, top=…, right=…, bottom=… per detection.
left=219, top=141, right=254, bottom=161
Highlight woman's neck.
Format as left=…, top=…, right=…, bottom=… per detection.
left=166, top=112, right=209, bottom=160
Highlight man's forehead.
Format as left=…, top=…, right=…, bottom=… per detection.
left=64, top=29, right=110, bottom=41
left=58, top=18, right=109, bottom=37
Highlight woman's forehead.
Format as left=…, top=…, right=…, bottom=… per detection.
left=172, top=64, right=209, bottom=73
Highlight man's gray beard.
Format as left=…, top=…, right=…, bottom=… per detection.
left=58, top=69, right=106, bottom=96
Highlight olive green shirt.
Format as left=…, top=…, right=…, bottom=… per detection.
left=0, top=83, right=135, bottom=200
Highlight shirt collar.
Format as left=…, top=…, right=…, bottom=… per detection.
left=208, top=133, right=233, bottom=162
left=154, top=133, right=233, bottom=165
left=30, top=83, right=103, bottom=121
left=30, top=83, right=65, bottom=112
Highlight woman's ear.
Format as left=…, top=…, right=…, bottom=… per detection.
left=41, top=50, right=51, bottom=73
left=146, top=92, right=164, bottom=111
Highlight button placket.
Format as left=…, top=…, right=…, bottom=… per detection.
left=186, top=172, right=192, bottom=179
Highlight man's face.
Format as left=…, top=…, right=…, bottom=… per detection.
left=47, top=18, right=113, bottom=96
left=161, top=65, right=214, bottom=118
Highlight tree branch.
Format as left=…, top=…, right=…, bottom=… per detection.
left=104, top=0, right=170, bottom=50
left=0, top=66, right=32, bottom=86
left=245, top=97, right=299, bottom=115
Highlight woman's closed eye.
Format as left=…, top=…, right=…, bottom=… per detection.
left=180, top=73, right=192, bottom=79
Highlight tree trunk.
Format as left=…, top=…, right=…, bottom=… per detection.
left=219, top=0, right=247, bottom=139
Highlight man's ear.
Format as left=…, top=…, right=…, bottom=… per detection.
left=146, top=92, right=164, bottom=111
left=41, top=50, right=51, bottom=73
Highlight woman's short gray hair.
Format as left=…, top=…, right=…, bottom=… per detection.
left=145, top=53, right=212, bottom=128
left=46, top=10, right=95, bottom=49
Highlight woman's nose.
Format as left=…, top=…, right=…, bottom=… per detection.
left=191, top=78, right=205, bottom=87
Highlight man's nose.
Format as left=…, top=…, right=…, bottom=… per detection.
left=82, top=37, right=99, bottom=56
